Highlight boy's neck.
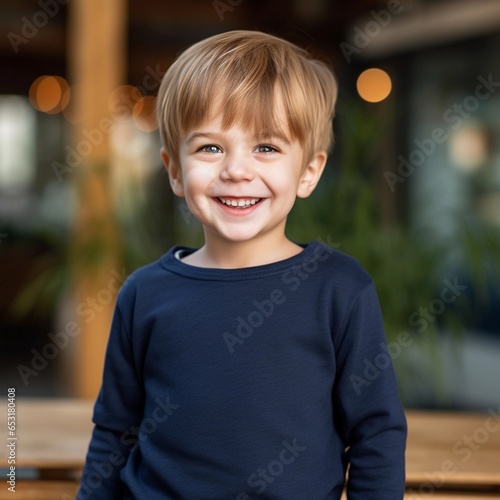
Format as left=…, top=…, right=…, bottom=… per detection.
left=181, top=234, right=304, bottom=269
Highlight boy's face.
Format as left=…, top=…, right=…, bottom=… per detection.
left=163, top=113, right=326, bottom=247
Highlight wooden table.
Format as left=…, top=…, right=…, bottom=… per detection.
left=0, top=398, right=93, bottom=499
left=1, top=400, right=499, bottom=499
left=406, top=410, right=500, bottom=494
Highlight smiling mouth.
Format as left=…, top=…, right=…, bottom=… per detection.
left=216, top=197, right=263, bottom=208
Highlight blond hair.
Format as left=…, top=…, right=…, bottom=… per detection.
left=156, top=30, right=337, bottom=165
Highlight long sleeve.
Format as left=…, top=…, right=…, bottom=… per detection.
left=333, top=281, right=407, bottom=499
left=77, top=296, right=144, bottom=500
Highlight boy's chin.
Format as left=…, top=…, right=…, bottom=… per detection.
left=204, top=227, right=266, bottom=244
left=210, top=233, right=261, bottom=244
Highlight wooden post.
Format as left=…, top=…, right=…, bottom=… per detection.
left=67, top=0, right=127, bottom=399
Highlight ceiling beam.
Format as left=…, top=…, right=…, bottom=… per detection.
left=348, top=0, right=500, bottom=58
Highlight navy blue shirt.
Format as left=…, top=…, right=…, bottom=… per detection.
left=78, top=241, right=406, bottom=499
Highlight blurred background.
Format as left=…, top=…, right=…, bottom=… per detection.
left=1, top=0, right=500, bottom=409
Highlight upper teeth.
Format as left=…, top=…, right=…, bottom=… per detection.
left=219, top=197, right=261, bottom=207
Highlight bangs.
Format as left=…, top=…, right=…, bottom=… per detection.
left=176, top=46, right=306, bottom=145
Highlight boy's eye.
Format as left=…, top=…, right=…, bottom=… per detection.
left=255, top=144, right=279, bottom=154
left=198, top=145, right=222, bottom=154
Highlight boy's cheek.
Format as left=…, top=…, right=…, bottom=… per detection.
left=186, top=165, right=214, bottom=181
left=185, top=166, right=214, bottom=183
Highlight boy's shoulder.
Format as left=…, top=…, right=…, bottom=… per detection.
left=309, top=240, right=373, bottom=290
left=114, top=246, right=181, bottom=301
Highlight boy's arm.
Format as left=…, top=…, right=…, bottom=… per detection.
left=333, top=281, right=407, bottom=499
left=77, top=298, right=144, bottom=499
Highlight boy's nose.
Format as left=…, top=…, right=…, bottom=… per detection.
left=219, top=159, right=255, bottom=182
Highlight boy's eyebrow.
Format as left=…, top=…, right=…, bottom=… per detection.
left=185, top=131, right=292, bottom=145
left=252, top=132, right=291, bottom=145
left=185, top=132, right=216, bottom=144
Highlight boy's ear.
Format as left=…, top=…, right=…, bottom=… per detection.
left=296, top=151, right=328, bottom=199
left=161, top=148, right=184, bottom=197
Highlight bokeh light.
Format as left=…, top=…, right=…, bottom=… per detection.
left=29, top=75, right=70, bottom=114
left=133, top=96, right=158, bottom=132
left=356, top=68, right=392, bottom=103
left=449, top=122, right=489, bottom=172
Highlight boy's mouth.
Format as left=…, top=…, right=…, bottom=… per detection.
left=216, top=197, right=263, bottom=208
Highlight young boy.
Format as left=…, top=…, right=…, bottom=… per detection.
left=78, top=30, right=407, bottom=499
